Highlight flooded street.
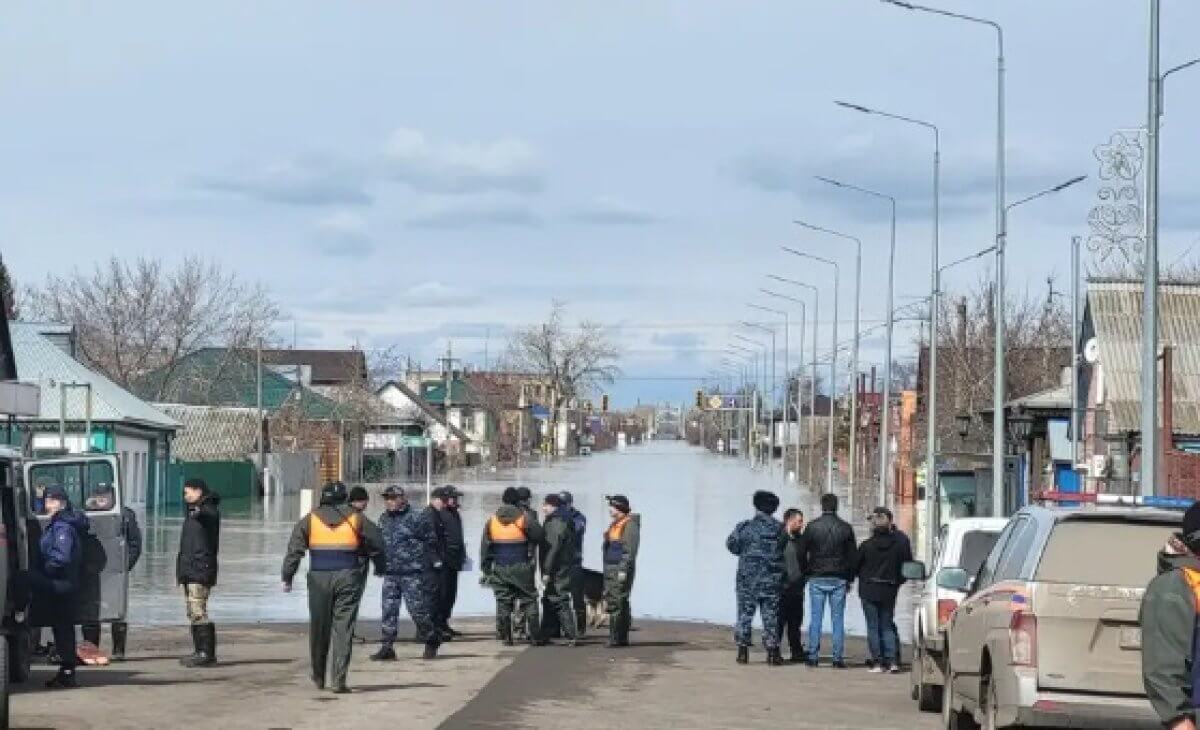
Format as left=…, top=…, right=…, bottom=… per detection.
left=130, top=441, right=914, bottom=639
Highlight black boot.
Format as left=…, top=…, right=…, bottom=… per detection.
left=112, top=622, right=128, bottom=661
left=181, top=624, right=216, bottom=667
left=45, top=668, right=77, bottom=690
left=736, top=646, right=749, bottom=665
left=422, top=640, right=439, bottom=660
left=370, top=644, right=396, bottom=662
left=607, top=623, right=620, bottom=648
left=767, top=649, right=786, bottom=667
left=179, top=624, right=203, bottom=666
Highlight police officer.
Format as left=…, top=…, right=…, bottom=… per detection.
left=602, top=495, right=640, bottom=648
left=539, top=494, right=579, bottom=646
left=370, top=485, right=440, bottom=662
left=511, top=486, right=541, bottom=639
left=281, top=482, right=386, bottom=694
left=30, top=486, right=89, bottom=689
left=481, top=487, right=545, bottom=645
left=726, top=490, right=787, bottom=666
left=435, top=485, right=467, bottom=639
left=559, top=491, right=587, bottom=636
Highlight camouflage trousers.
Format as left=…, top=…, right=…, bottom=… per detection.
left=380, top=572, right=438, bottom=645
left=734, top=578, right=781, bottom=651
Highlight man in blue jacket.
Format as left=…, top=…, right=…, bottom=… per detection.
left=726, top=490, right=787, bottom=666
left=369, top=485, right=441, bottom=661
left=30, top=485, right=90, bottom=689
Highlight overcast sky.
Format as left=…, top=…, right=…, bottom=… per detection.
left=4, top=1, right=1198, bottom=405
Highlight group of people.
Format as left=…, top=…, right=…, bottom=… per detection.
left=727, top=490, right=912, bottom=671
left=477, top=487, right=639, bottom=649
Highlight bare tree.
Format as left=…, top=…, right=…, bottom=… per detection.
left=28, top=256, right=278, bottom=394
left=503, top=302, right=621, bottom=411
left=0, top=255, right=17, bottom=321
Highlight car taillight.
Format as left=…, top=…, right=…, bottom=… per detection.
left=937, top=598, right=958, bottom=628
left=1009, top=612, right=1037, bottom=666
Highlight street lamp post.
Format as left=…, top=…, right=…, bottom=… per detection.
left=882, top=0, right=1007, bottom=524
left=761, top=289, right=808, bottom=484
left=810, top=181, right=895, bottom=509
left=767, top=275, right=821, bottom=488
left=734, top=333, right=771, bottom=468
left=729, top=344, right=760, bottom=466
left=749, top=304, right=791, bottom=483
left=742, top=322, right=778, bottom=472
left=782, top=248, right=839, bottom=493
left=792, top=221, right=862, bottom=492
left=836, top=100, right=940, bottom=544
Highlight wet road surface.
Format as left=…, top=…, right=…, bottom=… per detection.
left=131, top=440, right=915, bottom=641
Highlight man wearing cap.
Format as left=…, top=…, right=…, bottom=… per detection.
left=539, top=494, right=579, bottom=645
left=726, top=490, right=787, bottom=666
left=602, top=495, right=640, bottom=647
left=559, top=491, right=587, bottom=636
left=854, top=507, right=911, bottom=673
left=282, top=481, right=386, bottom=693
left=481, top=487, right=545, bottom=645
left=370, top=485, right=442, bottom=662
left=29, top=485, right=90, bottom=688
left=1142, top=502, right=1200, bottom=729
left=434, top=485, right=467, bottom=639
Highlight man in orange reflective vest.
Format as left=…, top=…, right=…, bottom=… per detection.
left=481, top=487, right=545, bottom=645
left=1142, top=502, right=1200, bottom=729
left=282, top=482, right=386, bottom=694
left=602, top=495, right=640, bottom=647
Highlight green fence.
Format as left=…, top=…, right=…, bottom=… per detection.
left=161, top=460, right=257, bottom=508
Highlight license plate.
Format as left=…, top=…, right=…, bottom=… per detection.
left=1119, top=626, right=1142, bottom=650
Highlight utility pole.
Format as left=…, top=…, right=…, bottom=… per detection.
left=257, top=338, right=266, bottom=495
left=1140, top=0, right=1162, bottom=495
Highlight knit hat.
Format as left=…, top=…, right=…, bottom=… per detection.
left=502, top=487, right=521, bottom=505
left=44, top=485, right=70, bottom=503
left=348, top=486, right=369, bottom=503
left=752, top=490, right=780, bottom=515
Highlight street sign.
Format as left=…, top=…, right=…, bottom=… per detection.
left=401, top=435, right=430, bottom=449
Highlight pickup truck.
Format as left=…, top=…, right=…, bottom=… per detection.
left=0, top=448, right=129, bottom=726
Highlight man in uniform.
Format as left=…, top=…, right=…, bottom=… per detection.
left=539, top=494, right=579, bottom=646
left=726, top=490, right=787, bottom=666
left=370, top=485, right=440, bottom=662
left=281, top=482, right=386, bottom=694
left=602, top=495, right=640, bottom=648
left=481, top=487, right=544, bottom=645
left=511, top=486, right=541, bottom=639
left=559, top=491, right=587, bottom=636
left=435, top=485, right=467, bottom=639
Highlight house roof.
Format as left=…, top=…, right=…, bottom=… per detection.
left=132, top=348, right=339, bottom=420
left=158, top=404, right=259, bottom=460
left=1007, top=383, right=1071, bottom=412
left=377, top=381, right=473, bottom=442
left=1087, top=279, right=1200, bottom=434
left=261, top=349, right=367, bottom=385
left=419, top=379, right=479, bottom=406
left=10, top=323, right=180, bottom=431
left=309, top=385, right=424, bottom=428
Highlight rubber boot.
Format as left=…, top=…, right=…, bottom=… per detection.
left=181, top=624, right=216, bottom=667
left=370, top=644, right=397, bottom=662
left=422, top=640, right=439, bottom=660
left=767, top=649, right=786, bottom=667
left=607, top=622, right=620, bottom=649
left=45, top=668, right=78, bottom=690
left=179, top=624, right=203, bottom=667
left=112, top=623, right=128, bottom=662
left=736, top=646, right=749, bottom=665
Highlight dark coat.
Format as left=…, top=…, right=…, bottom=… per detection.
left=783, top=531, right=808, bottom=595
left=1141, top=550, right=1200, bottom=726
left=439, top=507, right=466, bottom=571
left=726, top=512, right=786, bottom=592
left=378, top=504, right=437, bottom=575
left=563, top=507, right=586, bottom=565
left=540, top=507, right=578, bottom=578
left=176, top=492, right=221, bottom=586
left=803, top=511, right=857, bottom=580
left=855, top=528, right=913, bottom=602
left=41, top=508, right=89, bottom=588
left=123, top=506, right=143, bottom=571
left=424, top=506, right=448, bottom=569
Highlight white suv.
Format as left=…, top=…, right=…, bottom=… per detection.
left=903, top=517, right=1007, bottom=712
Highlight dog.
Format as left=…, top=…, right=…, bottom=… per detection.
left=581, top=567, right=608, bottom=628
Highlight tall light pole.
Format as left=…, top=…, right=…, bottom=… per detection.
left=1071, top=235, right=1082, bottom=472
left=812, top=179, right=896, bottom=508
left=734, top=333, right=770, bottom=468
left=729, top=344, right=760, bottom=466
left=727, top=347, right=756, bottom=463
left=767, top=274, right=821, bottom=488
left=997, top=174, right=1087, bottom=515
left=792, top=220, right=862, bottom=491
left=881, top=0, right=1007, bottom=519
left=782, top=248, right=839, bottom=492
left=742, top=322, right=778, bottom=472
left=1142, top=0, right=1163, bottom=495
left=749, top=304, right=790, bottom=483
left=761, top=289, right=807, bottom=484
left=836, top=100, right=940, bottom=532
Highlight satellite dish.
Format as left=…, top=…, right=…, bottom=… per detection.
left=1083, top=338, right=1100, bottom=363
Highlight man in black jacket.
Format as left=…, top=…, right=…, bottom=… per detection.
left=855, top=507, right=912, bottom=673
left=803, top=493, right=856, bottom=668
left=777, top=508, right=808, bottom=663
left=435, top=485, right=466, bottom=638
left=177, top=478, right=220, bottom=668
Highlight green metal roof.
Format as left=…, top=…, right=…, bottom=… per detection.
left=419, top=379, right=476, bottom=406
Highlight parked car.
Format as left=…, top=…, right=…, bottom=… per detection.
left=903, top=517, right=1007, bottom=712
left=939, top=504, right=1176, bottom=729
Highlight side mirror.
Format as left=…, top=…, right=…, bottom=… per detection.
left=936, top=567, right=970, bottom=591
left=901, top=560, right=927, bottom=581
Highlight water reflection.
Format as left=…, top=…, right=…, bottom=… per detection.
left=130, top=441, right=913, bottom=638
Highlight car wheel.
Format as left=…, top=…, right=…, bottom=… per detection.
left=942, top=657, right=979, bottom=730
left=914, top=642, right=943, bottom=713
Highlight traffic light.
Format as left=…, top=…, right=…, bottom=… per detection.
left=696, top=389, right=705, bottom=409
left=601, top=394, right=609, bottom=412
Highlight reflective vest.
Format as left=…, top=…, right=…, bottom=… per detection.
left=487, top=514, right=528, bottom=566
left=604, top=515, right=631, bottom=565
left=1182, top=568, right=1200, bottom=708
left=308, top=512, right=362, bottom=571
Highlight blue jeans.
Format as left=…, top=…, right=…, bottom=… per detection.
left=861, top=595, right=898, bottom=665
left=807, top=577, right=847, bottom=663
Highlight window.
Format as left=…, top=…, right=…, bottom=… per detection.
left=1036, top=519, right=1175, bottom=587
left=956, top=530, right=1003, bottom=578
left=973, top=521, right=1015, bottom=591
left=30, top=460, right=118, bottom=515
left=994, top=518, right=1039, bottom=581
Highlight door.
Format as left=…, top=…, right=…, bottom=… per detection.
left=25, top=454, right=127, bottom=626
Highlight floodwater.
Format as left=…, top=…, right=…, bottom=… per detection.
left=129, top=440, right=915, bottom=638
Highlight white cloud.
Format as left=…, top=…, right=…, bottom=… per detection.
left=312, top=209, right=374, bottom=256
left=401, top=280, right=482, bottom=308
left=192, top=157, right=372, bottom=207
left=383, top=127, right=544, bottom=195
left=406, top=197, right=541, bottom=229
left=569, top=196, right=660, bottom=225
